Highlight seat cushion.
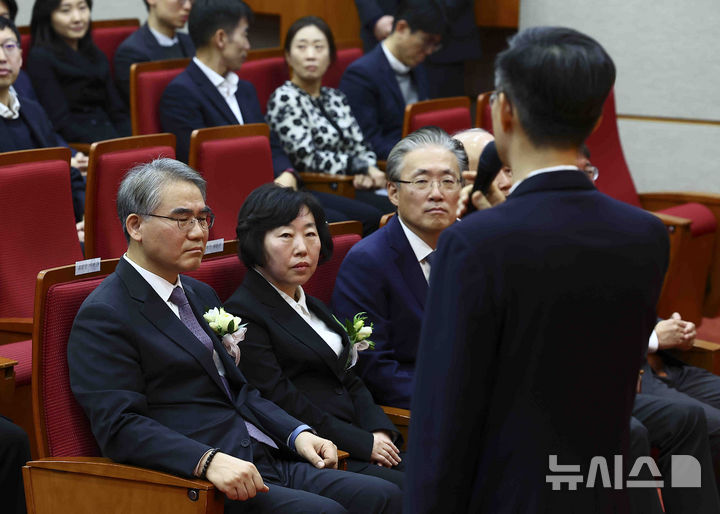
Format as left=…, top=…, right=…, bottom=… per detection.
left=659, top=202, right=717, bottom=237
left=1, top=340, right=31, bottom=386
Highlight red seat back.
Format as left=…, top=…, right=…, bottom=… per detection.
left=85, top=135, right=177, bottom=259
left=323, top=47, right=363, bottom=89
left=475, top=92, right=493, bottom=133
left=91, top=20, right=140, bottom=77
left=236, top=57, right=289, bottom=114
left=186, top=243, right=248, bottom=303
left=131, top=59, right=189, bottom=135
left=189, top=125, right=275, bottom=241
left=0, top=148, right=83, bottom=319
left=305, top=233, right=362, bottom=306
left=585, top=90, right=642, bottom=207
left=20, top=32, right=31, bottom=67
left=403, top=97, right=471, bottom=138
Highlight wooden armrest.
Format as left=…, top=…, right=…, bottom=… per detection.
left=666, top=339, right=720, bottom=376
left=651, top=211, right=692, bottom=230
left=0, top=317, right=32, bottom=345
left=337, top=450, right=349, bottom=471
left=381, top=405, right=410, bottom=451
left=0, top=356, right=17, bottom=402
left=299, top=172, right=355, bottom=199
left=639, top=192, right=720, bottom=209
left=24, top=457, right=223, bottom=514
left=376, top=160, right=386, bottom=171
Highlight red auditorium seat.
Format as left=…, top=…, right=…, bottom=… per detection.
left=402, top=96, right=472, bottom=138
left=84, top=134, right=177, bottom=259
left=475, top=91, right=493, bottom=133
left=236, top=53, right=289, bottom=114
left=323, top=47, right=363, bottom=89
left=130, top=58, right=190, bottom=135
left=90, top=18, right=141, bottom=77
left=586, top=90, right=720, bottom=323
left=188, top=124, right=275, bottom=241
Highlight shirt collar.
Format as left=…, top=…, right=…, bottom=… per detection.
left=397, top=216, right=434, bottom=263
left=507, top=165, right=580, bottom=195
left=149, top=25, right=179, bottom=47
left=123, top=254, right=183, bottom=302
left=193, top=56, right=239, bottom=91
left=381, top=41, right=411, bottom=75
left=254, top=268, right=310, bottom=315
left=0, top=88, right=21, bottom=120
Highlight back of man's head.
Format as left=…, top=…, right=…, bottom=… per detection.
left=494, top=26, right=615, bottom=149
left=117, top=158, right=207, bottom=242
left=188, top=0, right=252, bottom=49
left=453, top=128, right=494, bottom=172
left=392, top=0, right=447, bottom=36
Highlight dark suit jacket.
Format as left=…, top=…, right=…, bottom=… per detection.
left=339, top=44, right=429, bottom=160
left=159, top=60, right=292, bottom=173
left=0, top=94, right=85, bottom=221
left=26, top=44, right=130, bottom=143
left=224, top=269, right=398, bottom=461
left=353, top=0, right=481, bottom=62
left=405, top=170, right=670, bottom=513
left=68, top=259, right=304, bottom=477
left=332, top=215, right=426, bottom=409
left=113, top=23, right=195, bottom=104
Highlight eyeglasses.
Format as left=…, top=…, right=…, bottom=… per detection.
left=394, top=177, right=461, bottom=192
left=142, top=212, right=215, bottom=232
left=0, top=41, right=20, bottom=56
left=419, top=34, right=442, bottom=53
left=583, top=164, right=599, bottom=182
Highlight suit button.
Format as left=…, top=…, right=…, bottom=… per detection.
left=240, top=438, right=251, bottom=447
left=334, top=387, right=344, bottom=395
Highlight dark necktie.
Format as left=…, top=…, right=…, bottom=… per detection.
left=169, top=286, right=277, bottom=448
left=425, top=251, right=436, bottom=267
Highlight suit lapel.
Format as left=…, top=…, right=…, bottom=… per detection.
left=19, top=104, right=53, bottom=148
left=375, top=46, right=405, bottom=109
left=188, top=61, right=238, bottom=126
left=306, top=295, right=352, bottom=375
left=246, top=270, right=348, bottom=379
left=388, top=216, right=429, bottom=309
left=117, top=260, right=229, bottom=397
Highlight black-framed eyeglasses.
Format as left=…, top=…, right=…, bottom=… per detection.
left=394, top=177, right=461, bottom=192
left=142, top=212, right=215, bottom=232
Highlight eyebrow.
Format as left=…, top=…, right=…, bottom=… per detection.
left=410, top=168, right=456, bottom=177
left=169, top=206, right=211, bottom=215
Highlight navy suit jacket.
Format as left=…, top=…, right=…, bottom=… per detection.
left=332, top=215, right=426, bottom=409
left=405, top=170, right=670, bottom=513
left=339, top=44, right=429, bottom=160
left=0, top=94, right=85, bottom=221
left=159, top=60, right=292, bottom=173
left=113, top=23, right=195, bottom=104
left=224, top=270, right=398, bottom=460
left=68, top=259, right=303, bottom=477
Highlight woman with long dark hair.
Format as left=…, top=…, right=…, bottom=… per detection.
left=27, top=0, right=129, bottom=142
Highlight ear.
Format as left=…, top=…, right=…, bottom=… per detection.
left=126, top=214, right=144, bottom=243
left=497, top=92, right=515, bottom=133
left=387, top=181, right=400, bottom=207
left=394, top=19, right=409, bottom=35
left=213, top=28, right=228, bottom=49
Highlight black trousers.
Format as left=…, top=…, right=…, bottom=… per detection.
left=0, top=416, right=31, bottom=514
left=224, top=441, right=402, bottom=513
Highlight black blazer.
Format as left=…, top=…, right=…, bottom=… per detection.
left=405, top=170, right=670, bottom=513
left=26, top=44, right=130, bottom=143
left=113, top=23, right=195, bottom=104
left=68, top=260, right=303, bottom=477
left=224, top=269, right=398, bottom=461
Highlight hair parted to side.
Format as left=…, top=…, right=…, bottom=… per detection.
left=392, top=0, right=447, bottom=35
left=117, top=158, right=207, bottom=242
left=235, top=183, right=333, bottom=269
left=494, top=26, right=615, bottom=149
left=1, top=0, right=18, bottom=21
left=283, top=15, right=337, bottom=64
left=30, top=0, right=97, bottom=57
left=188, top=0, right=253, bottom=49
left=0, top=15, right=21, bottom=42
left=386, top=126, right=468, bottom=182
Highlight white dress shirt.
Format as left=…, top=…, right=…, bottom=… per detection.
left=256, top=269, right=344, bottom=357
left=193, top=56, right=244, bottom=124
left=0, top=88, right=21, bottom=120
left=381, top=42, right=418, bottom=105
left=123, top=254, right=228, bottom=379
left=149, top=26, right=179, bottom=47
left=508, top=165, right=580, bottom=195
left=398, top=216, right=434, bottom=283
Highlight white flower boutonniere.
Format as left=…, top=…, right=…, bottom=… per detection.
left=203, top=307, right=247, bottom=365
left=333, top=312, right=375, bottom=369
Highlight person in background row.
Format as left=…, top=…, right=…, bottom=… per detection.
left=27, top=0, right=130, bottom=143
left=0, top=416, right=30, bottom=514
left=114, top=0, right=195, bottom=105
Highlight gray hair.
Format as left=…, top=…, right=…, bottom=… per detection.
left=452, top=127, right=492, bottom=138
left=117, top=158, right=207, bottom=242
left=386, top=126, right=468, bottom=182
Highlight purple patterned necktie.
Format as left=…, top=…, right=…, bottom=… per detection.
left=169, top=286, right=277, bottom=449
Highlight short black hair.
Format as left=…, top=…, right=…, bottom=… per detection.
left=0, top=0, right=18, bottom=21
left=284, top=16, right=336, bottom=64
left=30, top=0, right=98, bottom=59
left=188, top=0, right=253, bottom=49
left=392, top=0, right=447, bottom=35
left=494, top=26, right=616, bottom=149
left=0, top=14, right=20, bottom=42
left=236, top=184, right=333, bottom=269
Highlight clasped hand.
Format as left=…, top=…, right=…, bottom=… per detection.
left=371, top=430, right=401, bottom=468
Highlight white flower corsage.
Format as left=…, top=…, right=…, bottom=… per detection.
left=333, top=312, right=375, bottom=369
left=203, top=307, right=246, bottom=365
